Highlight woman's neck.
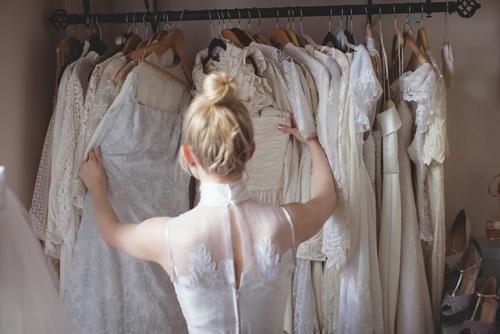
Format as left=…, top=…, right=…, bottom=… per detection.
left=198, top=171, right=244, bottom=184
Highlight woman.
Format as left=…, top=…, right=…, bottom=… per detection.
left=79, top=72, right=336, bottom=333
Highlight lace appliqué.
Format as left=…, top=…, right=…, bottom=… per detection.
left=401, top=63, right=437, bottom=134
left=178, top=244, right=233, bottom=289
left=349, top=46, right=383, bottom=134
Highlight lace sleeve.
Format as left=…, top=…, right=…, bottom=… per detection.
left=349, top=46, right=383, bottom=134
left=401, top=63, right=437, bottom=133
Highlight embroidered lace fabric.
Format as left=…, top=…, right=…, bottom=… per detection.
left=30, top=62, right=74, bottom=253
left=63, top=63, right=190, bottom=334
left=72, top=53, right=127, bottom=210
left=165, top=181, right=296, bottom=334
left=402, top=63, right=437, bottom=242
left=46, top=50, right=99, bottom=266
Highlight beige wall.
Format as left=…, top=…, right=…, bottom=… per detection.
left=0, top=0, right=64, bottom=207
left=2, top=0, right=499, bottom=238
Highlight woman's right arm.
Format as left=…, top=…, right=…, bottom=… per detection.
left=279, top=125, right=337, bottom=244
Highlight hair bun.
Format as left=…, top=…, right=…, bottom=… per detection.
left=202, top=72, right=237, bottom=105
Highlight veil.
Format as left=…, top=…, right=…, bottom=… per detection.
left=0, top=167, right=69, bottom=334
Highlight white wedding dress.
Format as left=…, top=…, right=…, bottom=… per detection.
left=336, top=45, right=384, bottom=334
left=63, top=60, right=190, bottom=333
left=165, top=180, right=296, bottom=334
left=0, top=167, right=69, bottom=334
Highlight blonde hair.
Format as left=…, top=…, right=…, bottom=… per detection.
left=181, top=72, right=254, bottom=176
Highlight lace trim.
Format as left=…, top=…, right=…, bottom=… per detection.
left=176, top=239, right=293, bottom=289
left=401, top=63, right=438, bottom=133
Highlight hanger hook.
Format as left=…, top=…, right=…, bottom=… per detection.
left=444, top=1, right=449, bottom=43
left=217, top=10, right=222, bottom=36
left=286, top=8, right=290, bottom=30
left=328, top=6, right=333, bottom=32
left=256, top=8, right=262, bottom=29
left=299, top=7, right=304, bottom=36
left=247, top=8, right=252, bottom=30
left=178, top=10, right=185, bottom=28
left=238, top=9, right=241, bottom=29
left=208, top=11, right=215, bottom=38
left=275, top=8, right=280, bottom=29
left=226, top=9, right=231, bottom=28
left=126, top=13, right=132, bottom=33
left=291, top=7, right=297, bottom=32
left=407, top=3, right=411, bottom=20
left=97, top=15, right=103, bottom=39
left=350, top=7, right=354, bottom=33
left=393, top=5, right=397, bottom=28
left=340, top=7, right=344, bottom=28
left=143, top=13, right=149, bottom=40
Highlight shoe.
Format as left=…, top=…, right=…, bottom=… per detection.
left=460, top=277, right=499, bottom=334
left=486, top=219, right=500, bottom=241
left=441, top=244, right=482, bottom=317
left=446, top=209, right=471, bottom=271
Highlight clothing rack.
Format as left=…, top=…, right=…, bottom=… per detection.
left=48, top=0, right=480, bottom=30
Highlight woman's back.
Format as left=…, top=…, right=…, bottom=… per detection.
left=165, top=180, right=295, bottom=333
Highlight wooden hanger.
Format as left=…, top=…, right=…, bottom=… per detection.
left=254, top=33, right=271, bottom=45
left=222, top=29, right=245, bottom=48
left=286, top=30, right=300, bottom=47
left=417, top=27, right=431, bottom=53
left=121, top=34, right=142, bottom=55
left=366, top=23, right=374, bottom=38
left=405, top=29, right=428, bottom=65
left=231, top=28, right=253, bottom=46
left=271, top=29, right=290, bottom=49
left=128, top=29, right=193, bottom=84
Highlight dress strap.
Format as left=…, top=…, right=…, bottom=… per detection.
left=281, top=207, right=296, bottom=251
left=164, top=218, right=178, bottom=279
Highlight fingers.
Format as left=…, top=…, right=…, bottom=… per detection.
left=88, top=150, right=97, bottom=162
left=96, top=146, right=103, bottom=163
left=277, top=124, right=295, bottom=134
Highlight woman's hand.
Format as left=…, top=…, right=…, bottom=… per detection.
left=277, top=117, right=314, bottom=144
left=79, top=146, right=107, bottom=194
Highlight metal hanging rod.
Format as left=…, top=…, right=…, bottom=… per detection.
left=48, top=1, right=481, bottom=31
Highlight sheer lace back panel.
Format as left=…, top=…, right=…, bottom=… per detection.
left=165, top=181, right=296, bottom=333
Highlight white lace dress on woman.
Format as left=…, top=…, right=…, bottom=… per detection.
left=336, top=45, right=384, bottom=334
left=376, top=100, right=402, bottom=334
left=63, top=60, right=190, bottom=333
left=0, top=167, right=70, bottom=334
left=165, top=180, right=296, bottom=334
left=395, top=100, right=435, bottom=334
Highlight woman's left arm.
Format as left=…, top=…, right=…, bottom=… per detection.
left=79, top=147, right=168, bottom=266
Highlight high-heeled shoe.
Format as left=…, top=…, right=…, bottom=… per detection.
left=446, top=209, right=471, bottom=271
left=442, top=244, right=482, bottom=317
left=460, top=277, right=499, bottom=334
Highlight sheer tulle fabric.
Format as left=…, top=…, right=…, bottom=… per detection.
left=0, top=168, right=70, bottom=334
left=165, top=182, right=296, bottom=334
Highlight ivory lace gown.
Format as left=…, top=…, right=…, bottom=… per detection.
left=336, top=45, right=384, bottom=334
left=165, top=180, right=296, bottom=333
left=63, top=60, right=190, bottom=333
left=402, top=62, right=448, bottom=322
